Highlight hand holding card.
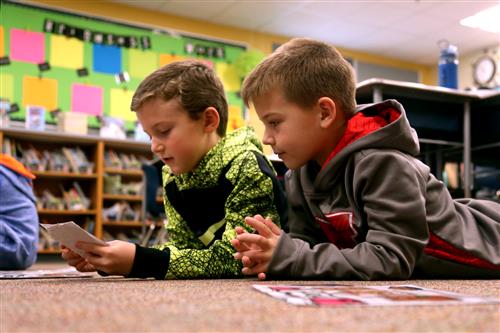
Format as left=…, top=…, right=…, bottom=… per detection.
left=40, top=221, right=108, bottom=257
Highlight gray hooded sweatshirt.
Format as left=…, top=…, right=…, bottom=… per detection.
left=269, top=99, right=500, bottom=280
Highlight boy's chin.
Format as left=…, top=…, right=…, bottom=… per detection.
left=282, top=160, right=305, bottom=170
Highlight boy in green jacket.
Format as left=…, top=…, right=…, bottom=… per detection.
left=231, top=38, right=499, bottom=280
left=62, top=60, right=286, bottom=279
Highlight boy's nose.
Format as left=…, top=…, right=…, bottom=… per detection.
left=151, top=139, right=164, bottom=154
left=262, top=131, right=275, bottom=146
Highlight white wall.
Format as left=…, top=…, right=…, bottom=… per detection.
left=459, top=44, right=500, bottom=90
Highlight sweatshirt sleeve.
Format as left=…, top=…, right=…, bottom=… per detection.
left=268, top=151, right=429, bottom=280
left=0, top=167, right=39, bottom=270
left=127, top=244, right=170, bottom=279
left=156, top=152, right=281, bottom=279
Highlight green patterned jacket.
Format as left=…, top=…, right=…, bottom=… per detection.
left=128, top=126, right=287, bottom=280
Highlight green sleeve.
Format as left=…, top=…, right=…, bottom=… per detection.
left=156, top=151, right=280, bottom=279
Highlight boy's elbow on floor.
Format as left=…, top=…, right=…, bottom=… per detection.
left=358, top=260, right=414, bottom=280
left=0, top=243, right=37, bottom=270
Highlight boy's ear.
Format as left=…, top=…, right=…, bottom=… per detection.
left=317, top=97, right=337, bottom=128
left=202, top=107, right=220, bottom=133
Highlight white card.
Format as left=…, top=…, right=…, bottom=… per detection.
left=40, top=221, right=108, bottom=257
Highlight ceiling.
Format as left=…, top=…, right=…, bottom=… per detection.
left=111, top=0, right=500, bottom=65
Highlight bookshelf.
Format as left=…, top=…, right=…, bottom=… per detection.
left=0, top=127, right=156, bottom=253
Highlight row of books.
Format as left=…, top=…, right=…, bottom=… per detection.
left=36, top=182, right=91, bottom=210
left=104, top=149, right=149, bottom=170
left=102, top=220, right=169, bottom=247
left=102, top=201, right=141, bottom=222
left=103, top=174, right=143, bottom=195
left=2, top=137, right=94, bottom=173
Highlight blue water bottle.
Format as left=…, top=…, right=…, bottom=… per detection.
left=438, top=40, right=459, bottom=89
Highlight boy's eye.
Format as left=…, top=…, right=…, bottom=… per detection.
left=158, top=129, right=171, bottom=136
left=268, top=120, right=280, bottom=128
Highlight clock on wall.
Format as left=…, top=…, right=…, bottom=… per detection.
left=473, top=55, right=497, bottom=88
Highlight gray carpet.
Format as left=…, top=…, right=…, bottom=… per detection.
left=1, top=259, right=498, bottom=332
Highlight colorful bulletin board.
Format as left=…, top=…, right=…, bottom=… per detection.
left=0, top=1, right=247, bottom=130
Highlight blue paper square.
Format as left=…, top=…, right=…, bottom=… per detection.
left=93, top=44, right=122, bottom=74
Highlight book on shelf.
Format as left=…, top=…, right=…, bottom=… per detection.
left=105, top=149, right=122, bottom=169
left=38, top=226, right=60, bottom=250
left=102, top=201, right=141, bottom=222
left=101, top=230, right=142, bottom=244
left=25, top=105, right=46, bottom=131
left=61, top=147, right=93, bottom=174
left=44, top=150, right=69, bottom=172
left=1, top=139, right=96, bottom=173
left=122, top=181, right=143, bottom=195
left=84, top=220, right=95, bottom=235
left=59, top=183, right=91, bottom=210
left=119, top=152, right=142, bottom=170
left=38, top=182, right=90, bottom=211
left=104, top=150, right=150, bottom=170
left=72, top=181, right=90, bottom=209
left=40, top=190, right=64, bottom=210
left=23, top=144, right=45, bottom=171
left=2, top=137, right=12, bottom=156
left=103, top=174, right=143, bottom=196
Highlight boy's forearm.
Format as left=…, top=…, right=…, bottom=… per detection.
left=128, top=244, right=170, bottom=279
left=165, top=241, right=243, bottom=279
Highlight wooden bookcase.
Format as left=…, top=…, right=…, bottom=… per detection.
left=0, top=127, right=155, bottom=253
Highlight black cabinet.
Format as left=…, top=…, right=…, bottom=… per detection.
left=356, top=78, right=499, bottom=199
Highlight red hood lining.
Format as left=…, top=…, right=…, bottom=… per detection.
left=322, top=107, right=401, bottom=169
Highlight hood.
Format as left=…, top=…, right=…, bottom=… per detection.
left=0, top=154, right=35, bottom=179
left=312, top=99, right=420, bottom=190
left=0, top=165, right=37, bottom=204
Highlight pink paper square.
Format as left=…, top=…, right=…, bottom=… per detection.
left=10, top=28, right=45, bottom=64
left=71, top=83, right=103, bottom=116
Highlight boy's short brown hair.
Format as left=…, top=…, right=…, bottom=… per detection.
left=242, top=38, right=357, bottom=118
left=131, top=60, right=228, bottom=136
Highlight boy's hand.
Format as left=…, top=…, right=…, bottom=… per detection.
left=75, top=240, right=136, bottom=276
left=61, top=245, right=96, bottom=272
left=231, top=215, right=281, bottom=280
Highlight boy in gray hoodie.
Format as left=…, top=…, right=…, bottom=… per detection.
left=231, top=38, right=500, bottom=280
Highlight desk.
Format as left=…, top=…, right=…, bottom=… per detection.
left=1, top=262, right=498, bottom=332
left=357, top=79, right=500, bottom=198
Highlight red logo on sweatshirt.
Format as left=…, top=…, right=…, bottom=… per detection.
left=316, top=212, right=358, bottom=249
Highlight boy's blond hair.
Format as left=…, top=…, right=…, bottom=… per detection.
left=242, top=38, right=357, bottom=118
left=131, top=60, right=228, bottom=136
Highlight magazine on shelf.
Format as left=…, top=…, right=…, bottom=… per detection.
left=25, top=105, right=46, bottom=131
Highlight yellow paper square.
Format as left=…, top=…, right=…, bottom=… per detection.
left=110, top=88, right=136, bottom=122
left=22, top=76, right=58, bottom=110
left=215, top=62, right=241, bottom=92
left=0, top=73, right=14, bottom=101
left=50, top=35, right=84, bottom=69
left=128, top=49, right=157, bottom=78
left=0, top=26, right=4, bottom=57
left=159, top=54, right=186, bottom=67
